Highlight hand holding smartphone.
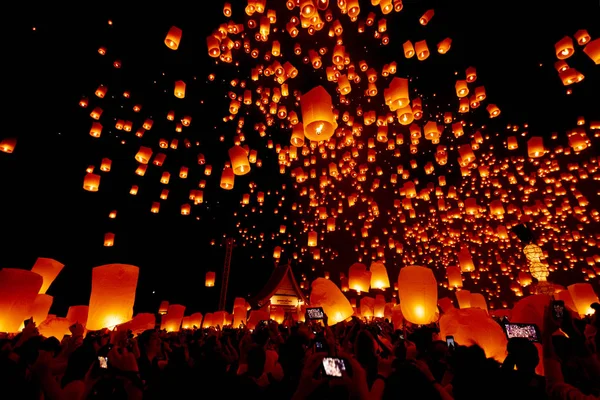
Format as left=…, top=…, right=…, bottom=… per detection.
left=306, top=307, right=325, bottom=320
left=322, top=357, right=346, bottom=378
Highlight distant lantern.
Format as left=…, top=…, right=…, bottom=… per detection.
left=31, top=258, right=64, bottom=294
left=174, top=80, right=186, bottom=98
left=86, top=264, right=140, bottom=331
left=220, top=168, right=235, bottom=190
left=165, top=26, right=182, bottom=50
left=205, top=271, right=216, bottom=287
left=228, top=145, right=251, bottom=175
left=135, top=146, right=153, bottom=164
left=0, top=269, right=43, bottom=333
left=310, top=278, right=354, bottom=325
left=348, top=262, right=371, bottom=293
left=308, top=231, right=318, bottom=247
left=300, top=86, right=337, bottom=142
left=158, top=301, right=169, bottom=315
left=370, top=261, right=390, bottom=289
left=83, top=173, right=101, bottom=192
left=398, top=266, right=438, bottom=325
left=104, top=232, right=115, bottom=247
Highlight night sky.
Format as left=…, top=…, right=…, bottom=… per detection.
left=2, top=0, right=599, bottom=317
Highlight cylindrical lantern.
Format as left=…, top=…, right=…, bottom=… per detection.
left=31, top=258, right=64, bottom=294
left=348, top=263, right=371, bottom=293
left=0, top=269, right=43, bottom=333
left=158, top=301, right=169, bottom=315
left=301, top=86, right=337, bottom=142
left=83, top=173, right=101, bottom=192
left=567, top=283, right=599, bottom=317
left=66, top=305, right=89, bottom=327
left=397, top=266, right=438, bottom=325
left=30, top=294, right=53, bottom=326
left=370, top=261, right=390, bottom=289
left=205, top=271, right=216, bottom=287
left=160, top=304, right=186, bottom=332
left=228, top=145, right=251, bottom=175
left=310, top=278, right=354, bottom=325
left=86, top=264, right=139, bottom=331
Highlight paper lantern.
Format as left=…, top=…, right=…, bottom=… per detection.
left=384, top=77, right=409, bottom=111
left=87, top=264, right=139, bottom=331
left=583, top=38, right=600, bottom=64
left=213, top=311, right=228, bottom=327
left=165, top=26, right=182, bottom=50
left=269, top=306, right=285, bottom=324
left=455, top=290, right=471, bottom=309
left=469, top=293, right=488, bottom=313
left=457, top=249, right=475, bottom=272
left=370, top=261, right=390, bottom=289
left=188, top=312, right=203, bottom=329
left=567, top=283, right=599, bottom=317
left=202, top=313, right=214, bottom=328
left=308, top=231, right=318, bottom=247
left=160, top=304, right=186, bottom=332
left=66, top=305, right=89, bottom=327
left=233, top=307, right=247, bottom=328
left=31, top=258, right=64, bottom=294
left=205, top=271, right=216, bottom=287
left=174, top=80, right=186, bottom=98
left=398, top=266, right=438, bottom=325
left=446, top=266, right=462, bottom=289
left=527, top=137, right=545, bottom=158
left=554, top=36, right=574, bottom=59
left=523, top=244, right=543, bottom=262
left=0, top=138, right=17, bottom=153
left=83, top=173, right=101, bottom=192
left=220, top=168, right=235, bottom=189
left=135, top=146, right=153, bottom=164
left=228, top=145, right=251, bottom=175
left=439, top=308, right=507, bottom=362
left=348, top=263, right=371, bottom=293
left=300, top=86, right=337, bottom=142
left=391, top=304, right=404, bottom=330
left=29, top=294, right=53, bottom=326
left=438, top=297, right=455, bottom=314
left=360, top=297, right=375, bottom=319
left=246, top=310, right=269, bottom=330
left=38, top=317, right=71, bottom=340
left=374, top=295, right=386, bottom=318
left=310, top=278, right=354, bottom=325
left=0, top=269, right=43, bottom=333
left=158, top=301, right=169, bottom=315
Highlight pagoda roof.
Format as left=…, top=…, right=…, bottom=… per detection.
left=249, top=263, right=306, bottom=309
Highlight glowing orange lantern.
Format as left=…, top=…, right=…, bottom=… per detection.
left=567, top=283, right=599, bottom=317
left=83, top=173, right=100, bottom=192
left=205, top=272, right=216, bottom=287
left=228, top=145, right=251, bottom=175
left=349, top=262, right=371, bottom=293
left=370, top=261, right=390, bottom=289
left=398, top=266, right=438, bottom=325
left=310, top=278, right=354, bottom=325
left=86, top=264, right=139, bottom=331
left=31, top=258, right=64, bottom=294
left=300, top=86, right=337, bottom=142
left=165, top=26, right=182, bottom=50
left=160, top=304, right=186, bottom=332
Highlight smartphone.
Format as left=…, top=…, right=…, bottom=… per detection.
left=552, top=300, right=565, bottom=319
left=446, top=335, right=455, bottom=349
left=306, top=307, right=324, bottom=320
left=503, top=323, right=541, bottom=342
left=322, top=357, right=346, bottom=378
left=98, top=356, right=108, bottom=369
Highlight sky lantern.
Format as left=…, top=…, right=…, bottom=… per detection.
left=349, top=262, right=371, bottom=293
left=398, top=266, right=438, bottom=325
left=104, top=233, right=115, bottom=247
left=160, top=304, right=186, bottom=332
left=38, top=317, right=71, bottom=339
left=135, top=146, right=152, bottom=164
left=66, top=305, right=89, bottom=327
left=370, top=261, right=390, bottom=289
left=158, top=301, right=169, bottom=315
left=415, top=40, right=430, bottom=60
left=228, top=145, right=251, bottom=175
left=31, top=258, right=64, bottom=294
left=0, top=268, right=42, bottom=332
left=0, top=137, right=17, bottom=153
left=310, top=278, right=354, bottom=325
left=174, top=80, right=186, bottom=98
left=83, top=173, right=100, bottom=192
left=440, top=308, right=507, bottom=362
left=583, top=38, right=600, bottom=64
left=86, top=264, right=139, bottom=331
left=456, top=290, right=472, bottom=308
left=29, top=294, right=53, bottom=327
left=308, top=231, right=318, bottom=247
left=446, top=266, right=462, bottom=289
left=554, top=36, right=574, bottom=59
left=205, top=271, right=216, bottom=287
left=567, top=283, right=599, bottom=317
left=457, top=248, right=475, bottom=272
left=300, top=86, right=337, bottom=142
left=384, top=77, right=409, bottom=111
left=164, top=26, right=182, bottom=50
left=220, top=168, right=235, bottom=189
left=419, top=9, right=435, bottom=25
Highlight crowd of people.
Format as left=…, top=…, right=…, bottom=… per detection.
left=1, top=299, right=599, bottom=400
